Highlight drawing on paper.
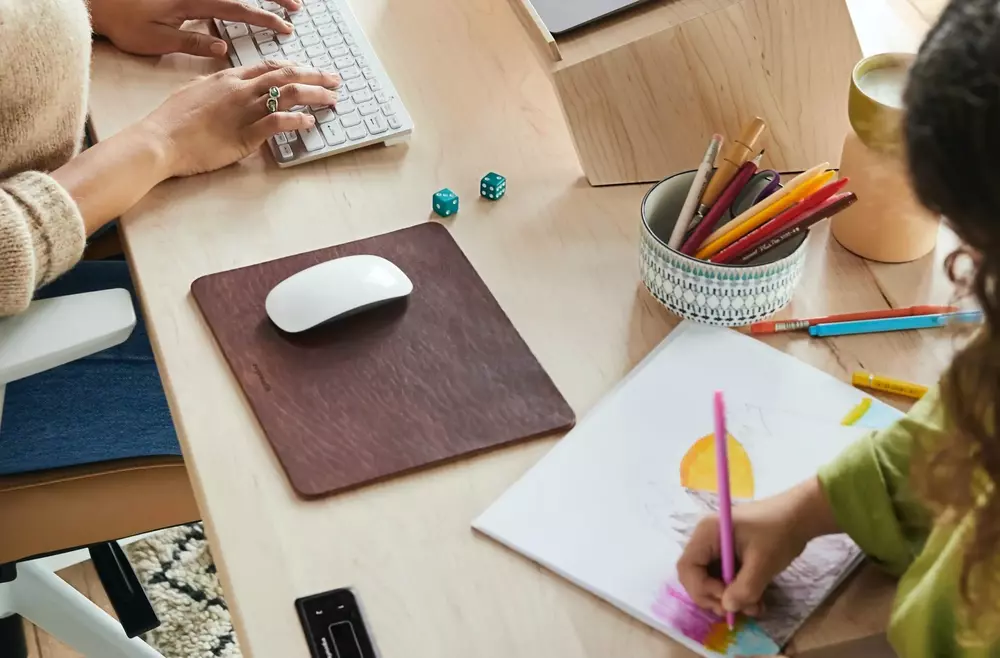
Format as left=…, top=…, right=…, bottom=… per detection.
left=658, top=489, right=862, bottom=651
left=679, top=431, right=755, bottom=499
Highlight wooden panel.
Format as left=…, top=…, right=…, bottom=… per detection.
left=552, top=0, right=862, bottom=184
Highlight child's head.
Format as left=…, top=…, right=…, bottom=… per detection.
left=905, top=0, right=1000, bottom=635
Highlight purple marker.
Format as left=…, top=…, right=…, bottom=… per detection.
left=714, top=390, right=736, bottom=630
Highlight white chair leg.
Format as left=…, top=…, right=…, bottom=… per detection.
left=8, top=561, right=163, bottom=658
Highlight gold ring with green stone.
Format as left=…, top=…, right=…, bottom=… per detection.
left=266, top=86, right=280, bottom=113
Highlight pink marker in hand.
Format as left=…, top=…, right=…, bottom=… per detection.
left=714, top=390, right=736, bottom=630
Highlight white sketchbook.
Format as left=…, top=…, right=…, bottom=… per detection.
left=473, top=321, right=903, bottom=657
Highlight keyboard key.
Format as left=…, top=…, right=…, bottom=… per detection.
left=259, top=41, right=280, bottom=56
left=250, top=24, right=269, bottom=33
left=346, top=78, right=367, bottom=91
left=355, top=56, right=367, bottom=67
left=289, top=51, right=309, bottom=63
left=254, top=29, right=276, bottom=43
left=262, top=1, right=282, bottom=11
left=331, top=10, right=343, bottom=21
left=340, top=111, right=362, bottom=127
left=226, top=23, right=249, bottom=38
left=313, top=13, right=332, bottom=24
left=318, top=24, right=338, bottom=36
left=321, top=121, right=347, bottom=146
left=323, top=35, right=344, bottom=47
left=357, top=99, right=379, bottom=115
left=300, top=33, right=321, bottom=46
left=335, top=101, right=356, bottom=115
left=309, top=103, right=330, bottom=111
left=350, top=45, right=363, bottom=56
left=333, top=55, right=354, bottom=69
left=346, top=124, right=368, bottom=140
left=230, top=35, right=263, bottom=66
left=283, top=41, right=303, bottom=54
left=307, top=3, right=327, bottom=14
left=337, top=22, right=349, bottom=34
left=284, top=130, right=298, bottom=142
left=311, top=54, right=333, bottom=68
left=314, top=107, right=336, bottom=123
left=336, top=87, right=350, bottom=101
left=299, top=125, right=325, bottom=151
left=340, top=66, right=361, bottom=79
left=380, top=101, right=393, bottom=115
left=351, top=89, right=373, bottom=103
left=368, top=79, right=383, bottom=91
left=305, top=45, right=325, bottom=57
left=278, top=143, right=294, bottom=160
left=277, top=32, right=297, bottom=44
left=362, top=67, right=375, bottom=80
left=329, top=45, right=348, bottom=57
left=374, top=90, right=391, bottom=103
left=274, top=132, right=288, bottom=144
left=290, top=12, right=311, bottom=24
left=344, top=34, right=356, bottom=44
left=296, top=23, right=317, bottom=35
left=364, top=113, right=388, bottom=134
left=387, top=114, right=402, bottom=130
left=289, top=105, right=307, bottom=112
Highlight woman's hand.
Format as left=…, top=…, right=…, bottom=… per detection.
left=89, top=0, right=300, bottom=58
left=676, top=477, right=840, bottom=618
left=142, top=60, right=341, bottom=177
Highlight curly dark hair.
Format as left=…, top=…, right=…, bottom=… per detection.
left=904, top=0, right=1000, bottom=638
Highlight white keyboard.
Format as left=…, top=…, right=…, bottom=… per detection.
left=214, top=0, right=413, bottom=167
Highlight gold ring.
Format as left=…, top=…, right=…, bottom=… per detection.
left=266, top=86, right=280, bottom=113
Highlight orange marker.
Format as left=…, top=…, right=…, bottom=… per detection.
left=749, top=305, right=961, bottom=334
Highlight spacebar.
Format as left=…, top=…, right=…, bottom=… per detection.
left=230, top=36, right=262, bottom=67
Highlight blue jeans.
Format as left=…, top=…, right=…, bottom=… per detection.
left=0, top=261, right=181, bottom=476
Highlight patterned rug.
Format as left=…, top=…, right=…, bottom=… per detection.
left=125, top=524, right=242, bottom=658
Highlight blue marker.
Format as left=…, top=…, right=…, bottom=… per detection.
left=808, top=310, right=983, bottom=337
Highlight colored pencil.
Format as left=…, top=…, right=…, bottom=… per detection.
left=750, top=304, right=961, bottom=335
left=668, top=135, right=723, bottom=250
left=699, top=162, right=830, bottom=249
left=713, top=390, right=736, bottom=630
left=696, top=168, right=836, bottom=260
left=840, top=398, right=873, bottom=426
left=731, top=193, right=856, bottom=265
left=680, top=159, right=759, bottom=255
left=808, top=310, right=984, bottom=337
left=710, top=182, right=852, bottom=264
left=852, top=371, right=928, bottom=399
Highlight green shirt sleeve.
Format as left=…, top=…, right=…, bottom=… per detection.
left=818, top=388, right=942, bottom=576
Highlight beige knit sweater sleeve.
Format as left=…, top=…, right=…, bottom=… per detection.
left=0, top=0, right=92, bottom=316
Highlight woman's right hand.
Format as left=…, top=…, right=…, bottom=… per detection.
left=139, top=60, right=341, bottom=178
left=676, top=477, right=839, bottom=617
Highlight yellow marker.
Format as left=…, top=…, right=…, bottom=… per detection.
left=840, top=398, right=873, bottom=426
left=699, top=162, right=831, bottom=246
left=852, top=371, right=928, bottom=399
left=696, top=168, right=836, bottom=260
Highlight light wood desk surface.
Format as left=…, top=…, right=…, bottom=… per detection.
left=89, top=0, right=951, bottom=655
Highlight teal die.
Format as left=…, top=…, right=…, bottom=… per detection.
left=432, top=188, right=459, bottom=217
left=480, top=172, right=506, bottom=200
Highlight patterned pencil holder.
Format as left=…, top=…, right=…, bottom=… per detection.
left=640, top=171, right=809, bottom=326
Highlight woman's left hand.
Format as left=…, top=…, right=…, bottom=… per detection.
left=90, top=0, right=301, bottom=58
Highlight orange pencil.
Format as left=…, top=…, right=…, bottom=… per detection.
left=749, top=305, right=961, bottom=334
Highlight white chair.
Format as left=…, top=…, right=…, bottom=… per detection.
left=0, top=289, right=198, bottom=658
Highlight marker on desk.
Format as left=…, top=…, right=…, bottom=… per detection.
left=697, top=117, right=766, bottom=216
left=808, top=310, right=984, bottom=337
left=749, top=304, right=960, bottom=334
left=852, top=371, right=929, bottom=399
left=713, top=390, right=736, bottom=631
left=668, top=134, right=723, bottom=250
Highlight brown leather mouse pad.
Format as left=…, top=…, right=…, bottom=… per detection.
left=191, top=223, right=575, bottom=497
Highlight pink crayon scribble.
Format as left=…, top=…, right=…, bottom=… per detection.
left=651, top=581, right=780, bottom=656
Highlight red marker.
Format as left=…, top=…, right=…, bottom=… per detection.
left=749, top=304, right=962, bottom=334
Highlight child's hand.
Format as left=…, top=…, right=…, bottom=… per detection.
left=676, top=477, right=839, bottom=617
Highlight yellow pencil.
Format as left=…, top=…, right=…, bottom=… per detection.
left=851, top=371, right=928, bottom=399
left=840, top=398, right=873, bottom=426
left=698, top=162, right=831, bottom=249
left=695, top=168, right=836, bottom=260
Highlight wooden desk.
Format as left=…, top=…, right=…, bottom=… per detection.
left=88, top=0, right=951, bottom=656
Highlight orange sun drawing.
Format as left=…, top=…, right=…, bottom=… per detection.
left=679, top=432, right=755, bottom=499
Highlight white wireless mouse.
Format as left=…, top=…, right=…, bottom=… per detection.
left=265, top=255, right=414, bottom=333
